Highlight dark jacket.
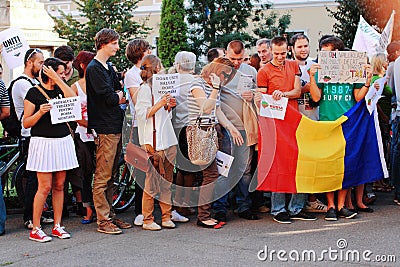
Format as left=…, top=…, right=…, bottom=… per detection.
left=86, top=59, right=123, bottom=134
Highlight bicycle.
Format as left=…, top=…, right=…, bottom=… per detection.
left=0, top=137, right=25, bottom=203
left=112, top=153, right=136, bottom=213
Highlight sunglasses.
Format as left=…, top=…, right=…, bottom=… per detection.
left=221, top=69, right=234, bottom=81
left=243, top=57, right=250, bottom=61
left=26, top=48, right=42, bottom=62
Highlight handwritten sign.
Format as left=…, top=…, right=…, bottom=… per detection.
left=259, top=94, right=288, bottom=120
left=216, top=151, right=234, bottom=177
left=0, top=27, right=29, bottom=69
left=152, top=73, right=180, bottom=101
left=237, top=74, right=254, bottom=93
left=49, top=97, right=82, bottom=124
left=318, top=51, right=367, bottom=84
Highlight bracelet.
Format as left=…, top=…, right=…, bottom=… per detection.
left=364, top=84, right=370, bottom=87
left=283, top=92, right=287, bottom=97
left=213, top=86, right=220, bottom=90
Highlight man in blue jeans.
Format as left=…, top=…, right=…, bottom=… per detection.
left=213, top=40, right=259, bottom=221
left=255, top=36, right=316, bottom=224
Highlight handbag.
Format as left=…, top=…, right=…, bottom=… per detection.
left=125, top=87, right=158, bottom=172
left=187, top=108, right=218, bottom=166
left=35, top=85, right=74, bottom=139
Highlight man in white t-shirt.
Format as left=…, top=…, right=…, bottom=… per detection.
left=124, top=39, right=152, bottom=226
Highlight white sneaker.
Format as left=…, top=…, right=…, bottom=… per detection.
left=134, top=214, right=144, bottom=226
left=305, top=199, right=328, bottom=213
left=171, top=210, right=189, bottom=222
left=142, top=222, right=161, bottom=231
left=161, top=220, right=175, bottom=229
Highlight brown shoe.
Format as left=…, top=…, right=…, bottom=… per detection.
left=112, top=218, right=132, bottom=229
left=97, top=221, right=122, bottom=234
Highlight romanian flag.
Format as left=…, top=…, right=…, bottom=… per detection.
left=257, top=99, right=388, bottom=193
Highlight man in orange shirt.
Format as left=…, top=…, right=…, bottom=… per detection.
left=256, top=36, right=315, bottom=224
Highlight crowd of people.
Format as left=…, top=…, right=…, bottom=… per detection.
left=0, top=28, right=398, bottom=242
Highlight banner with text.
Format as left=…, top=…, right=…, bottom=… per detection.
left=318, top=51, right=367, bottom=84
left=259, top=94, right=288, bottom=120
left=49, top=97, right=82, bottom=124
left=0, top=27, right=29, bottom=69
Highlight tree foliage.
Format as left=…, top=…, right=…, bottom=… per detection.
left=52, top=0, right=151, bottom=70
left=186, top=0, right=256, bottom=57
left=158, top=0, right=189, bottom=68
left=252, top=3, right=291, bottom=39
left=327, top=0, right=400, bottom=48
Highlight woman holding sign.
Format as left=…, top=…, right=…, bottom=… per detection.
left=23, top=58, right=78, bottom=242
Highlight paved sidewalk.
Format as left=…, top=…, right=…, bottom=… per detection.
left=1, top=192, right=399, bottom=266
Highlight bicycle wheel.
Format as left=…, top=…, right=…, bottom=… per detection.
left=13, top=161, right=27, bottom=204
left=112, top=159, right=135, bottom=213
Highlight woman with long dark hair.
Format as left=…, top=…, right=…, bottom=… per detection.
left=24, top=58, right=78, bottom=242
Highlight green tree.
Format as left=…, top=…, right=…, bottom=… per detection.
left=158, top=0, right=189, bottom=68
left=186, top=0, right=256, bottom=57
left=252, top=3, right=291, bottom=39
left=327, top=0, right=400, bottom=48
left=52, top=0, right=151, bottom=70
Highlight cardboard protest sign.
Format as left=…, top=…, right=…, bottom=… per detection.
left=216, top=151, right=234, bottom=177
left=152, top=73, right=180, bottom=101
left=259, top=94, right=288, bottom=120
left=318, top=51, right=367, bottom=84
left=0, top=27, right=30, bottom=69
left=49, top=97, right=82, bottom=124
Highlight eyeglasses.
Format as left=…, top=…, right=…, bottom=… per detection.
left=26, top=48, right=42, bottom=62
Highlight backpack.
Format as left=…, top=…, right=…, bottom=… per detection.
left=1, top=76, right=36, bottom=137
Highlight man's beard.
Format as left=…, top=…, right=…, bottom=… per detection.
left=32, top=69, right=40, bottom=78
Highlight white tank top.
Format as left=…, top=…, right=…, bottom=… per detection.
left=75, top=81, right=94, bottom=142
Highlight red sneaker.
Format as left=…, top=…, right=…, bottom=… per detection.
left=29, top=227, right=52, bottom=243
left=52, top=224, right=71, bottom=239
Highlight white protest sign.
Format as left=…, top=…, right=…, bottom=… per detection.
left=318, top=51, right=367, bottom=84
left=377, top=10, right=395, bottom=53
left=152, top=73, right=180, bottom=101
left=237, top=74, right=254, bottom=93
left=216, top=151, right=234, bottom=177
left=49, top=97, right=82, bottom=124
left=365, top=77, right=385, bottom=114
left=0, top=27, right=30, bottom=69
left=259, top=94, right=288, bottom=120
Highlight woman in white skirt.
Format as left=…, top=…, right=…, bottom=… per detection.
left=23, top=58, right=79, bottom=242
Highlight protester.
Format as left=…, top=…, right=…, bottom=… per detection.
left=124, top=38, right=152, bottom=227
left=387, top=41, right=400, bottom=205
left=206, top=48, right=225, bottom=62
left=187, top=57, right=235, bottom=228
left=86, top=28, right=131, bottom=234
left=69, top=51, right=96, bottom=224
left=248, top=53, right=261, bottom=71
left=24, top=58, right=78, bottom=242
left=54, top=45, right=79, bottom=86
left=0, top=59, right=10, bottom=235
left=213, top=40, right=260, bottom=222
left=291, top=33, right=327, bottom=213
left=256, top=38, right=272, bottom=68
left=308, top=36, right=374, bottom=220
left=171, top=51, right=197, bottom=221
left=256, top=36, right=316, bottom=224
left=135, top=54, right=177, bottom=230
left=10, top=48, right=54, bottom=229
